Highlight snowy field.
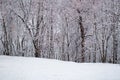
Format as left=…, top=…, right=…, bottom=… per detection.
left=0, top=56, right=120, bottom=80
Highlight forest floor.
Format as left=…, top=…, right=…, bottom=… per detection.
left=0, top=55, right=120, bottom=80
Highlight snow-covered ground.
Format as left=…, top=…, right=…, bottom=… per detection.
left=0, top=56, right=120, bottom=80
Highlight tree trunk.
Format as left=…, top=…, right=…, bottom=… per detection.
left=78, top=15, right=85, bottom=62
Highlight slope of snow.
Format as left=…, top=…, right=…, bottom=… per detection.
left=0, top=56, right=120, bottom=80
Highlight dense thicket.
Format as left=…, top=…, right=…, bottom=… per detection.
left=0, top=0, right=120, bottom=63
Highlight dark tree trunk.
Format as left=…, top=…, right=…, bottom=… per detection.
left=33, top=40, right=41, bottom=57
left=2, top=18, right=10, bottom=55
left=78, top=15, right=85, bottom=62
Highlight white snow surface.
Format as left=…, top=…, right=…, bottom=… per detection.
left=0, top=56, right=120, bottom=80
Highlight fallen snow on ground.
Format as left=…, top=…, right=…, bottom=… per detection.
left=0, top=56, right=120, bottom=80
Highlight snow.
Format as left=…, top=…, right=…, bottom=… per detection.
left=0, top=56, right=120, bottom=80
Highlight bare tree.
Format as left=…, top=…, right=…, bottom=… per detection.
left=12, top=0, right=45, bottom=57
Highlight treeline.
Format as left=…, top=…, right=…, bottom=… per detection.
left=0, top=0, right=120, bottom=64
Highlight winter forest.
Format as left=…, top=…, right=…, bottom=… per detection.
left=0, top=0, right=120, bottom=64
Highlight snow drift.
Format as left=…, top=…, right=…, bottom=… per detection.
left=0, top=56, right=120, bottom=80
